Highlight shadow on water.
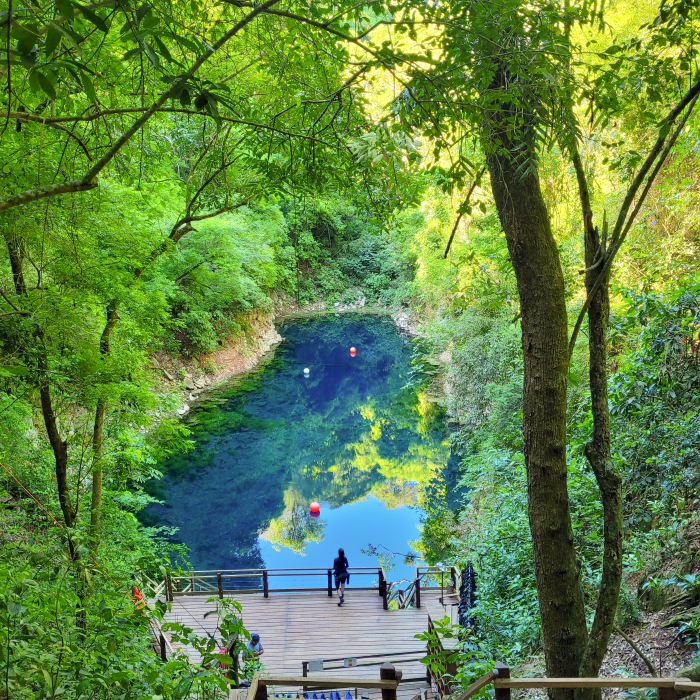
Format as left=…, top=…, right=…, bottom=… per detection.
left=141, top=314, right=460, bottom=581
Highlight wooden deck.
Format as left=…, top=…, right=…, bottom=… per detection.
left=164, top=590, right=448, bottom=700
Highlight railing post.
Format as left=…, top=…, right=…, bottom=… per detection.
left=327, top=570, right=333, bottom=597
left=494, top=662, right=510, bottom=700
left=166, top=574, right=173, bottom=602
left=658, top=688, right=675, bottom=700
left=303, top=661, right=308, bottom=677
left=380, top=662, right=398, bottom=700
left=159, top=633, right=167, bottom=661
left=378, top=568, right=384, bottom=597
left=415, top=576, right=421, bottom=608
left=231, top=649, right=239, bottom=687
left=263, top=569, right=269, bottom=598
left=381, top=579, right=388, bottom=610
left=217, top=572, right=223, bottom=599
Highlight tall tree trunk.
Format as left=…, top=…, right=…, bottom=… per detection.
left=89, top=301, right=120, bottom=554
left=572, top=151, right=623, bottom=681
left=3, top=222, right=78, bottom=557
left=37, top=350, right=77, bottom=564
left=4, top=230, right=26, bottom=296
left=485, top=113, right=588, bottom=695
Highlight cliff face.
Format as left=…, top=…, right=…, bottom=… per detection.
left=151, top=307, right=284, bottom=416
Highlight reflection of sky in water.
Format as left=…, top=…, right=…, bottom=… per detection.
left=143, top=315, right=450, bottom=583
left=259, top=495, right=423, bottom=583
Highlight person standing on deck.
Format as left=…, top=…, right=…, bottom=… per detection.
left=333, top=548, right=350, bottom=606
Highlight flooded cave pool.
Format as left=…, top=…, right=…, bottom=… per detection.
left=141, top=314, right=457, bottom=583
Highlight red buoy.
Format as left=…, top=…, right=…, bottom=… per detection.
left=350, top=347, right=356, bottom=357
left=310, top=510, right=320, bottom=519
left=310, top=501, right=320, bottom=513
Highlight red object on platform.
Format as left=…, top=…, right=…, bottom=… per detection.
left=350, top=347, right=356, bottom=356
left=310, top=501, right=321, bottom=513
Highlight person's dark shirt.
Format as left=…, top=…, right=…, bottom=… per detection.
left=333, top=556, right=349, bottom=576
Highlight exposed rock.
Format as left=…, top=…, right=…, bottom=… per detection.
left=194, top=377, right=205, bottom=389
left=162, top=369, right=174, bottom=381
left=333, top=302, right=340, bottom=307
left=184, top=377, right=195, bottom=390
left=177, top=404, right=189, bottom=415
left=438, top=350, right=452, bottom=364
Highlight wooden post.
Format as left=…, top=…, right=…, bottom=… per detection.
left=166, top=574, right=173, bottom=602
left=231, top=648, right=239, bottom=688
left=658, top=688, right=675, bottom=700
left=378, top=569, right=384, bottom=597
left=381, top=579, right=388, bottom=610
left=159, top=633, right=167, bottom=661
left=303, top=661, right=308, bottom=677
left=263, top=570, right=269, bottom=598
left=494, top=662, right=510, bottom=700
left=254, top=673, right=267, bottom=700
left=415, top=577, right=421, bottom=608
left=380, top=662, right=397, bottom=700
left=328, top=570, right=333, bottom=597
left=217, top=572, right=223, bottom=599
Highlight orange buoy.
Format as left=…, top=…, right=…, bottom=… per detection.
left=310, top=501, right=320, bottom=513
left=350, top=347, right=356, bottom=357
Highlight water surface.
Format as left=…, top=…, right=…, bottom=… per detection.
left=144, top=314, right=453, bottom=583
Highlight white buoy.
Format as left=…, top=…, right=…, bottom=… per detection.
left=303, top=368, right=310, bottom=376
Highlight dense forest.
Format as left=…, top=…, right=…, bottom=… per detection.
left=2, top=0, right=700, bottom=696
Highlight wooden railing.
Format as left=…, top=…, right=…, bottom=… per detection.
left=245, top=663, right=403, bottom=700
left=449, top=663, right=700, bottom=700
left=301, top=650, right=428, bottom=678
left=154, top=566, right=445, bottom=610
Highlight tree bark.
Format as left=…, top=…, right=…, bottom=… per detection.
left=4, top=229, right=26, bottom=296
left=572, top=151, right=623, bottom=683
left=38, top=365, right=74, bottom=529
left=89, top=301, right=120, bottom=553
left=485, top=110, right=588, bottom=696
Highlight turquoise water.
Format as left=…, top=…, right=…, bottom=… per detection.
left=143, top=314, right=453, bottom=584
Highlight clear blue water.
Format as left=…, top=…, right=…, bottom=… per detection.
left=143, top=314, right=453, bottom=584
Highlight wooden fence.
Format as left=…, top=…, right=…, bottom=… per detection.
left=141, top=566, right=450, bottom=611
left=454, top=663, right=700, bottom=700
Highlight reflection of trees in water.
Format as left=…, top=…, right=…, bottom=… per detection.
left=264, top=505, right=325, bottom=554
left=145, top=316, right=455, bottom=570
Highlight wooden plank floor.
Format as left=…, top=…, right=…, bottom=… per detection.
left=163, top=590, right=446, bottom=700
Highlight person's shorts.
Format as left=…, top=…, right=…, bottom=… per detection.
left=335, top=574, right=348, bottom=587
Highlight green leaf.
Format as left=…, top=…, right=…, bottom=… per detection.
left=45, top=26, right=62, bottom=56
left=137, top=4, right=152, bottom=22
left=173, top=677, right=192, bottom=700
left=80, top=71, right=96, bottom=102
left=11, top=24, right=35, bottom=54
left=78, top=5, right=108, bottom=32
left=28, top=70, right=41, bottom=94
left=0, top=365, right=30, bottom=377
left=143, top=42, right=160, bottom=68
left=20, top=49, right=37, bottom=70
left=7, top=602, right=26, bottom=616
left=36, top=72, right=57, bottom=100
left=55, top=0, right=75, bottom=20
left=123, top=47, right=143, bottom=61
left=152, top=35, right=174, bottom=63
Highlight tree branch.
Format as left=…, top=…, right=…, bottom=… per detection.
left=0, top=0, right=281, bottom=213
left=568, top=81, right=700, bottom=358
left=443, top=165, right=486, bottom=258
